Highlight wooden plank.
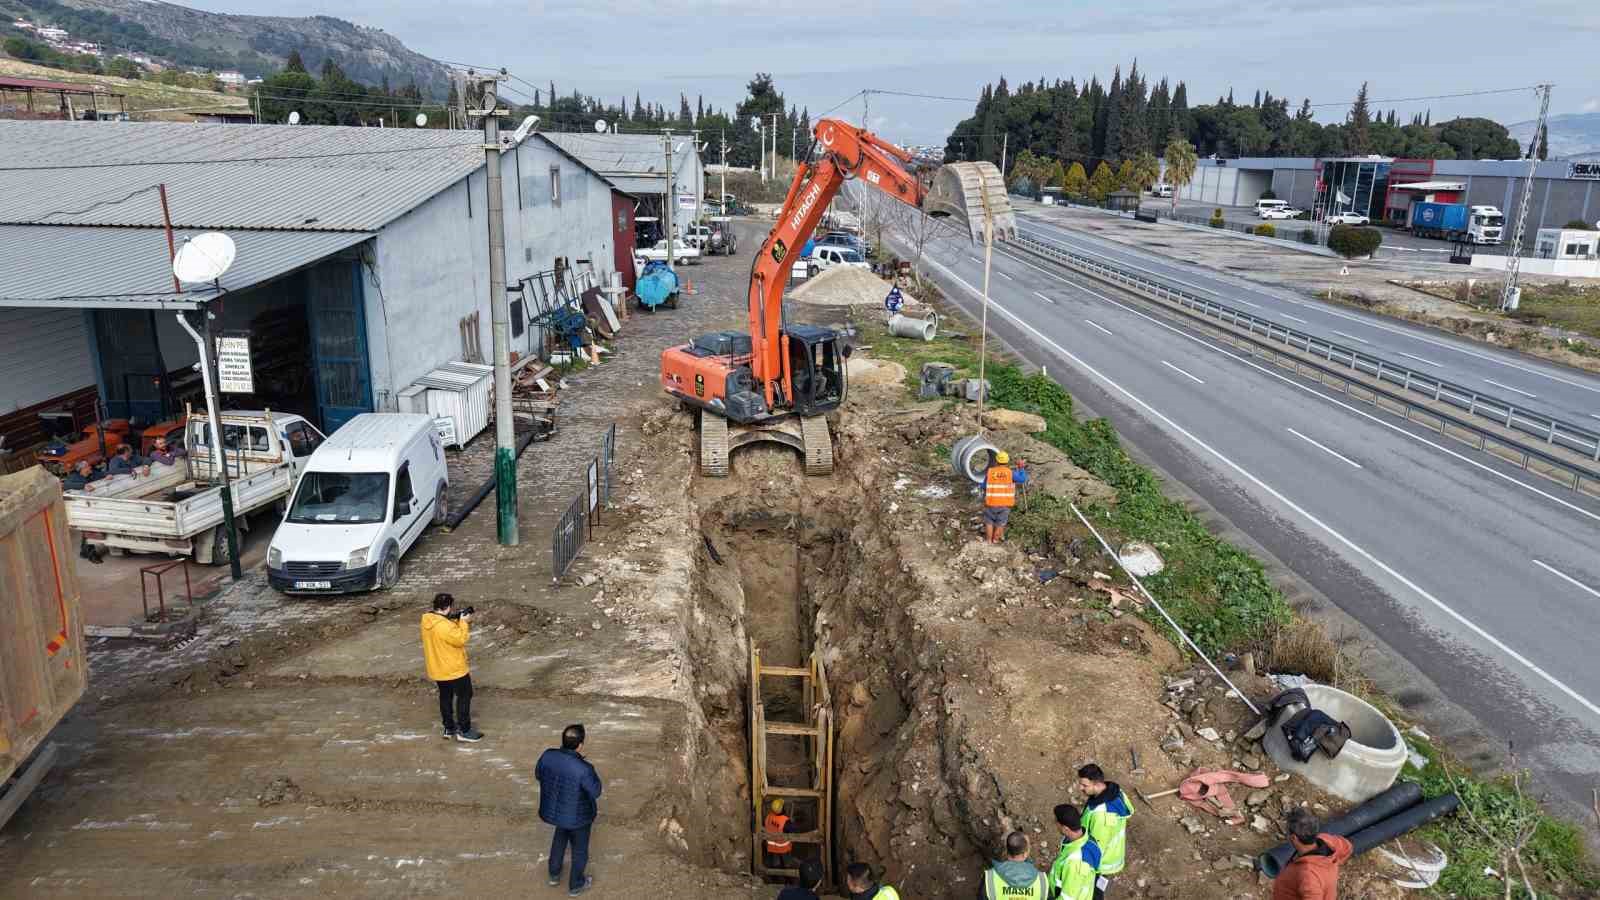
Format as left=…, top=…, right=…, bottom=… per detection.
left=764, top=721, right=819, bottom=736
left=759, top=664, right=813, bottom=678
left=759, top=785, right=823, bottom=798
left=755, top=829, right=824, bottom=843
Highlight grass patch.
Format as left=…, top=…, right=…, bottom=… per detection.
left=1400, top=738, right=1600, bottom=896
left=1403, top=278, right=1600, bottom=359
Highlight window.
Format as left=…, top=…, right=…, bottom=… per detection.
left=1567, top=243, right=1588, bottom=257
left=511, top=298, right=525, bottom=338
left=284, top=421, right=324, bottom=458
left=395, top=462, right=414, bottom=516
left=550, top=166, right=561, bottom=207
left=287, top=471, right=389, bottom=524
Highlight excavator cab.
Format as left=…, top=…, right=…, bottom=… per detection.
left=786, top=325, right=850, bottom=417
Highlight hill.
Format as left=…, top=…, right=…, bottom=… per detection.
left=0, top=0, right=448, bottom=95
left=1507, top=111, right=1600, bottom=160
left=0, top=56, right=248, bottom=118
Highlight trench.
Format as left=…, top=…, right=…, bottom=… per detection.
left=674, top=443, right=996, bottom=895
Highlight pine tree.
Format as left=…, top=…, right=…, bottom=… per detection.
left=1171, top=81, right=1190, bottom=142
left=1536, top=123, right=1549, bottom=160
left=1147, top=78, right=1170, bottom=154
left=679, top=93, right=692, bottom=124
left=285, top=50, right=306, bottom=73
left=633, top=91, right=643, bottom=122
left=1347, top=81, right=1372, bottom=154
left=1424, top=109, right=1431, bottom=127
left=1104, top=67, right=1123, bottom=160
left=697, top=94, right=704, bottom=122
left=1226, top=87, right=1234, bottom=106
left=798, top=107, right=810, bottom=147
left=1253, top=89, right=1261, bottom=108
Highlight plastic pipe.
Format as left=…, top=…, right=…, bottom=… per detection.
left=1345, top=794, right=1459, bottom=856
left=1255, top=781, right=1423, bottom=876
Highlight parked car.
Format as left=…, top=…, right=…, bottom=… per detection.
left=1255, top=199, right=1290, bottom=218
left=267, top=413, right=448, bottom=594
left=817, top=231, right=868, bottom=255
left=635, top=238, right=701, bottom=264
left=1326, top=212, right=1371, bottom=226
left=809, top=245, right=869, bottom=271
left=1260, top=207, right=1301, bottom=220
left=1151, top=183, right=1173, bottom=198
left=687, top=220, right=738, bottom=256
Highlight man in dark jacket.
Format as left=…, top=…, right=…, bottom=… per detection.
left=777, top=859, right=825, bottom=900
left=535, top=724, right=603, bottom=896
left=1272, top=808, right=1351, bottom=900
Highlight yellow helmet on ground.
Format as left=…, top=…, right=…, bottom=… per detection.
left=995, top=450, right=1010, bottom=464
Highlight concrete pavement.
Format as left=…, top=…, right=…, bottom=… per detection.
left=871, top=196, right=1600, bottom=822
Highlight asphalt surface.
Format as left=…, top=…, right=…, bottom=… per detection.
left=856, top=184, right=1600, bottom=822
left=1021, top=210, right=1600, bottom=428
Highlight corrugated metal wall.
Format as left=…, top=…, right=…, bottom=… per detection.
left=0, top=308, right=96, bottom=418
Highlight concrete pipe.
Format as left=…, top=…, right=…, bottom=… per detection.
left=1262, top=684, right=1408, bottom=803
left=951, top=433, right=998, bottom=484
left=888, top=312, right=939, bottom=341
left=1255, top=781, right=1422, bottom=876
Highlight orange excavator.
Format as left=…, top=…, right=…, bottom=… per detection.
left=660, top=117, right=1015, bottom=475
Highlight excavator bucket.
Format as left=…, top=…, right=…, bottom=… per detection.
left=924, top=161, right=1017, bottom=243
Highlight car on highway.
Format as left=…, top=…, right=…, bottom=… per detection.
left=1326, top=212, right=1371, bottom=226
left=1259, top=207, right=1302, bottom=220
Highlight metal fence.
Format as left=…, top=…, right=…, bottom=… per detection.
left=1009, top=233, right=1600, bottom=492
left=551, top=421, right=619, bottom=581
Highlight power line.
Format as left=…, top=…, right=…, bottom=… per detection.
left=1302, top=84, right=1549, bottom=109
left=0, top=142, right=483, bottom=172
left=32, top=183, right=160, bottom=220
left=865, top=88, right=977, bottom=103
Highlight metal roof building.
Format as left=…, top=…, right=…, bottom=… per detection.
left=544, top=131, right=704, bottom=235
left=0, top=120, right=629, bottom=455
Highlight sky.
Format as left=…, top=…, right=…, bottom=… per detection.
left=182, top=0, right=1598, bottom=146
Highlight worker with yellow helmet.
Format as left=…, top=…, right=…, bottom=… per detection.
left=982, top=449, right=1027, bottom=544
left=763, top=797, right=798, bottom=874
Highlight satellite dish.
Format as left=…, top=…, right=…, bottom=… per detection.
left=415, top=113, right=427, bottom=127
left=287, top=110, right=300, bottom=125
left=173, top=232, right=237, bottom=284
left=594, top=118, right=607, bottom=133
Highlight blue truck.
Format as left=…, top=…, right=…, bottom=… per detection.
left=1409, top=202, right=1504, bottom=244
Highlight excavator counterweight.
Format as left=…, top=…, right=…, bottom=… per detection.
left=660, top=118, right=1015, bottom=476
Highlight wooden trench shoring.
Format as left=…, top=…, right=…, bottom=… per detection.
left=749, top=645, right=835, bottom=888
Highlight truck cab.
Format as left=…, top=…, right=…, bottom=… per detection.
left=1469, top=206, right=1504, bottom=245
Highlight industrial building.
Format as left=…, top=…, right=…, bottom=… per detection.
left=1182, top=155, right=1600, bottom=231
left=544, top=131, right=705, bottom=239
left=0, top=120, right=631, bottom=457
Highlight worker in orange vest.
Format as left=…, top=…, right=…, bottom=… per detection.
left=764, top=798, right=798, bottom=874
left=983, top=450, right=1025, bottom=544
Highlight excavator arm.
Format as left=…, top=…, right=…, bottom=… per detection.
left=746, top=119, right=938, bottom=408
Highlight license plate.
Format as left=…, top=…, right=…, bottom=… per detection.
left=295, top=580, right=332, bottom=589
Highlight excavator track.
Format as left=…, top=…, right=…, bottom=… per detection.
left=800, top=415, right=833, bottom=476
left=700, top=411, right=730, bottom=477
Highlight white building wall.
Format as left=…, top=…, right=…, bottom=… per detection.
left=0, top=308, right=96, bottom=416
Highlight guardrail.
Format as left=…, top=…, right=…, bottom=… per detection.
left=1007, top=232, right=1600, bottom=493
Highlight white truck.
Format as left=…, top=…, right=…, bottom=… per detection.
left=65, top=411, right=325, bottom=565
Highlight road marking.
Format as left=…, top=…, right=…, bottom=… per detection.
left=998, top=271, right=1014, bottom=280
left=1279, top=313, right=1308, bottom=324
left=1233, top=298, right=1262, bottom=308
left=1331, top=330, right=1370, bottom=345
left=1286, top=427, right=1363, bottom=469
left=1161, top=360, right=1205, bottom=384
left=1590, top=414, right=1600, bottom=422
left=970, top=255, right=983, bottom=265
left=1485, top=379, right=1537, bottom=399
left=1033, top=291, right=1057, bottom=304
left=1083, top=319, right=1113, bottom=336
left=1533, top=560, right=1600, bottom=600
left=918, top=252, right=1600, bottom=722
left=1398, top=352, right=1443, bottom=367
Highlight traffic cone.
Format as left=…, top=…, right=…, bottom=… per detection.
left=684, top=278, right=696, bottom=296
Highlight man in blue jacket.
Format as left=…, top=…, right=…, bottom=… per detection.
left=536, top=724, right=603, bottom=896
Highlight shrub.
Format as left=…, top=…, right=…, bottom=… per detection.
left=1293, top=210, right=1312, bottom=220
left=1298, top=228, right=1318, bottom=244
left=1209, top=208, right=1225, bottom=228
left=1565, top=219, right=1597, bottom=230
left=1254, top=223, right=1276, bottom=238
left=1259, top=188, right=1276, bottom=200
left=1327, top=224, right=1383, bottom=259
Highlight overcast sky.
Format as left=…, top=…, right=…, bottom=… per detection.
left=184, top=0, right=1596, bottom=145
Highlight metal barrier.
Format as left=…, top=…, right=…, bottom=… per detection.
left=1008, top=232, right=1600, bottom=492
left=550, top=421, right=619, bottom=582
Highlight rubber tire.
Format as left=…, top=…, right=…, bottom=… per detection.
left=209, top=522, right=233, bottom=567
left=666, top=292, right=679, bottom=309
left=374, top=545, right=400, bottom=592
left=432, top=482, right=450, bottom=526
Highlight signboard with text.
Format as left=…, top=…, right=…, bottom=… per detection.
left=1570, top=162, right=1600, bottom=181
left=216, top=335, right=254, bottom=394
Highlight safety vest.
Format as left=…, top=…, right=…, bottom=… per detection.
left=1049, top=835, right=1101, bottom=900
left=763, top=813, right=791, bottom=854
left=871, top=888, right=900, bottom=900
left=984, top=466, right=1016, bottom=507
left=1084, top=797, right=1130, bottom=875
left=984, top=867, right=1048, bottom=899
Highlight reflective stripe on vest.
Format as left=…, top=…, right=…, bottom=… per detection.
left=984, top=868, right=1048, bottom=900
left=1086, top=804, right=1128, bottom=874
left=984, top=466, right=1015, bottom=507
left=763, top=813, right=791, bottom=854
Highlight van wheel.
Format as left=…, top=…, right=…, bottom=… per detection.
left=375, top=546, right=400, bottom=591
left=433, top=482, right=450, bottom=526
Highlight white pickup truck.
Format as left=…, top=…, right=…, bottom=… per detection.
left=66, top=410, right=325, bottom=565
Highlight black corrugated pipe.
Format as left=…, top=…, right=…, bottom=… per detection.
left=1345, top=793, right=1459, bottom=855
left=444, top=427, right=540, bottom=531
left=1256, top=782, right=1423, bottom=876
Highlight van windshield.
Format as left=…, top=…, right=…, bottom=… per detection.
left=287, top=471, right=390, bottom=524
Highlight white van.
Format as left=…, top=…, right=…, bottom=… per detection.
left=1255, top=199, right=1289, bottom=218
left=267, top=414, right=448, bottom=594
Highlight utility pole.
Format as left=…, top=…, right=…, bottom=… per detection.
left=468, top=69, right=518, bottom=545
left=757, top=119, right=765, bottom=182
left=692, top=128, right=702, bottom=229
left=663, top=130, right=676, bottom=266
left=720, top=129, right=727, bottom=211
left=771, top=112, right=779, bottom=177
left=1501, top=83, right=1553, bottom=312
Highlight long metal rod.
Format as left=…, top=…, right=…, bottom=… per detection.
left=175, top=311, right=241, bottom=579
left=1069, top=502, right=1261, bottom=716
left=476, top=72, right=518, bottom=545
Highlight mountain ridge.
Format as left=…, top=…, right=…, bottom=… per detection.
left=1506, top=111, right=1600, bottom=160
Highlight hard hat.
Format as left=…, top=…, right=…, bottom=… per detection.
left=995, top=450, right=1010, bottom=464
left=770, top=798, right=784, bottom=813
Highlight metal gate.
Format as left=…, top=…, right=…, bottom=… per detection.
left=307, top=261, right=373, bottom=433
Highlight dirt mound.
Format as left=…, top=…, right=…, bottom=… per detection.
left=792, top=265, right=924, bottom=308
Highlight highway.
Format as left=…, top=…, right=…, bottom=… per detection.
left=859, top=187, right=1600, bottom=818
left=1021, top=209, right=1600, bottom=428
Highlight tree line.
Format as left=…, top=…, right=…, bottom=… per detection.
left=944, top=65, right=1528, bottom=189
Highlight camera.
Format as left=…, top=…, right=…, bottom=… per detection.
left=446, top=604, right=475, bottom=620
